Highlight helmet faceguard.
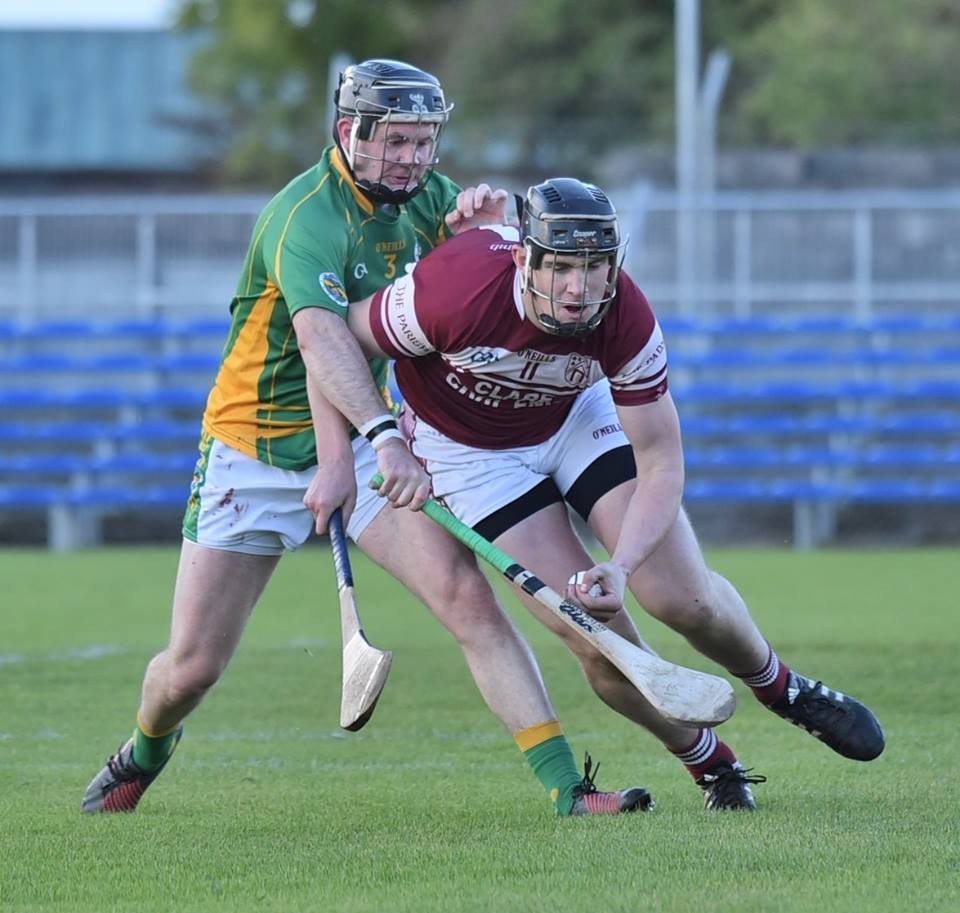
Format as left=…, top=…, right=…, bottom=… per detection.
left=520, top=177, right=627, bottom=336
left=334, top=58, right=454, bottom=205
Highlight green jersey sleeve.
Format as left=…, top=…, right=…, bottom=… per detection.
left=262, top=185, right=353, bottom=319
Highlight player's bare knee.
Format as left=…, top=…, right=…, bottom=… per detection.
left=426, top=571, right=514, bottom=642
left=650, top=596, right=719, bottom=635
left=161, top=651, right=224, bottom=705
left=580, top=651, right=627, bottom=691
left=425, top=562, right=487, bottom=612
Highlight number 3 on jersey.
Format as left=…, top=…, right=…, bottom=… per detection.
left=384, top=253, right=398, bottom=280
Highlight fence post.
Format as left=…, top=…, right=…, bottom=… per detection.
left=17, top=214, right=38, bottom=324
left=135, top=213, right=158, bottom=315
left=733, top=207, right=751, bottom=318
left=853, top=207, right=873, bottom=323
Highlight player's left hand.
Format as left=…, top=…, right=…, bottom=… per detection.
left=445, top=184, right=510, bottom=234
left=564, top=562, right=628, bottom=622
left=369, top=438, right=431, bottom=511
left=304, top=454, right=356, bottom=535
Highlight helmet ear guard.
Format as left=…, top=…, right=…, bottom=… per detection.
left=520, top=177, right=627, bottom=335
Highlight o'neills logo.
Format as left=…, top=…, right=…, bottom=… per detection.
left=592, top=422, right=622, bottom=440
left=517, top=348, right=556, bottom=364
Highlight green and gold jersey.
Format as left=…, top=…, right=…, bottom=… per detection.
left=202, top=146, right=460, bottom=470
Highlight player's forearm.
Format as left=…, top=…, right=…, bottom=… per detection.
left=294, top=307, right=391, bottom=430
left=304, top=371, right=352, bottom=464
left=610, top=393, right=685, bottom=575
left=609, top=463, right=684, bottom=577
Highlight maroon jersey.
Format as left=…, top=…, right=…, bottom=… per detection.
left=369, top=225, right=668, bottom=447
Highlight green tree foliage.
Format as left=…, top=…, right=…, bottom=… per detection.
left=727, top=0, right=960, bottom=146
left=434, top=0, right=675, bottom=178
left=175, top=0, right=960, bottom=184
left=176, top=0, right=458, bottom=184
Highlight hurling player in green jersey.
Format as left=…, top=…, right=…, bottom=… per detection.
left=82, top=59, right=651, bottom=819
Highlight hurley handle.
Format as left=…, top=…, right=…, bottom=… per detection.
left=328, top=507, right=354, bottom=589
left=369, top=473, right=513, bottom=575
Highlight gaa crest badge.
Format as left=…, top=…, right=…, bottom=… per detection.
left=319, top=272, right=349, bottom=306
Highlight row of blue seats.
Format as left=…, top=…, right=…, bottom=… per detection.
left=4, top=312, right=960, bottom=342
left=0, top=317, right=230, bottom=342
left=681, top=412, right=960, bottom=436
left=0, top=353, right=221, bottom=374
left=0, top=485, right=186, bottom=510
left=3, top=347, right=960, bottom=374
left=0, top=389, right=208, bottom=410
left=660, top=314, right=960, bottom=337
left=687, top=445, right=960, bottom=469
left=671, top=347, right=960, bottom=367
left=684, top=478, right=960, bottom=502
left=4, top=479, right=960, bottom=514
left=1, top=380, right=959, bottom=413
left=3, top=445, right=958, bottom=480
left=2, top=412, right=958, bottom=450
left=0, top=452, right=197, bottom=475
left=0, top=419, right=200, bottom=442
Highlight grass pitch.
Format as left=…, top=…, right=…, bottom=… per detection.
left=1, top=545, right=957, bottom=913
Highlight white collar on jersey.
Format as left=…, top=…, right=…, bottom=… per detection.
left=512, top=268, right=525, bottom=319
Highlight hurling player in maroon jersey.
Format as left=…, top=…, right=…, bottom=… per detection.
left=344, top=178, right=885, bottom=810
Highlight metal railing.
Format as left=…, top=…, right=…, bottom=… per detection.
left=623, top=188, right=960, bottom=321
left=2, top=189, right=960, bottom=323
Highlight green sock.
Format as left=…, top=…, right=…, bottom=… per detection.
left=517, top=724, right=584, bottom=816
left=131, top=723, right=180, bottom=772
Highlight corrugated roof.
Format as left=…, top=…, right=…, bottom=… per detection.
left=0, top=29, right=218, bottom=171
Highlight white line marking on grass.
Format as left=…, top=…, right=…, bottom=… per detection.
left=172, top=757, right=519, bottom=772
left=0, top=645, right=129, bottom=667
left=287, top=637, right=329, bottom=649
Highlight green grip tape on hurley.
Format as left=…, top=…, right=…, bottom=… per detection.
left=368, top=473, right=515, bottom=576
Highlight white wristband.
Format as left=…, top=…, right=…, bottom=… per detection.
left=370, top=427, right=405, bottom=450
left=357, top=413, right=396, bottom=439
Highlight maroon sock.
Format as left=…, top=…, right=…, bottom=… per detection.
left=671, top=728, right=739, bottom=780
left=736, top=644, right=791, bottom=705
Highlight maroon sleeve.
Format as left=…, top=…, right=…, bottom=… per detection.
left=599, top=274, right=669, bottom=404
left=369, top=226, right=518, bottom=358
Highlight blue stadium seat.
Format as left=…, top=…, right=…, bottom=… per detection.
left=0, top=454, right=85, bottom=475
left=878, top=412, right=960, bottom=435
left=0, top=486, right=58, bottom=507
left=2, top=311, right=958, bottom=550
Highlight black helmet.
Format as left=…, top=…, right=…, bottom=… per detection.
left=519, top=178, right=626, bottom=336
left=334, top=58, right=453, bottom=205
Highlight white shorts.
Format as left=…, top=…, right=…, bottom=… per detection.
left=182, top=431, right=387, bottom=555
left=405, top=380, right=633, bottom=532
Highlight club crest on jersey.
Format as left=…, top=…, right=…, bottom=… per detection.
left=564, top=353, right=592, bottom=388
left=319, top=272, right=348, bottom=306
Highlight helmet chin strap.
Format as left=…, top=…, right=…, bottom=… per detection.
left=536, top=311, right=601, bottom=337
left=356, top=181, right=419, bottom=205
